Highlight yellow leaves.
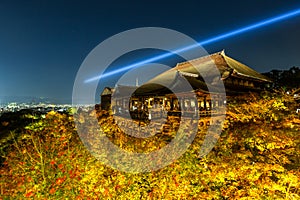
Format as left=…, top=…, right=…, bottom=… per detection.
left=272, top=99, right=287, bottom=111
left=278, top=171, right=299, bottom=187
left=2, top=89, right=300, bottom=199
left=77, top=114, right=85, bottom=124
left=46, top=110, right=57, bottom=117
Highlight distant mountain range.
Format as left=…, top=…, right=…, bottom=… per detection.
left=0, top=96, right=71, bottom=105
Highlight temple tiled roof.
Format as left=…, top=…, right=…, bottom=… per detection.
left=120, top=51, right=272, bottom=96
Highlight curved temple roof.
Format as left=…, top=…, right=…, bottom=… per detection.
left=107, top=51, right=272, bottom=97
left=132, top=51, right=271, bottom=96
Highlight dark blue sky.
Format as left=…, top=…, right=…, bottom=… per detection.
left=1, top=1, right=300, bottom=102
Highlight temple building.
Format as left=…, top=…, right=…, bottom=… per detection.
left=101, top=51, right=272, bottom=119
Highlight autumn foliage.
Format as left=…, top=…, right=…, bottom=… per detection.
left=0, top=90, right=299, bottom=199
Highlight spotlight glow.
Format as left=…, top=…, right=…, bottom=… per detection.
left=85, top=8, right=300, bottom=83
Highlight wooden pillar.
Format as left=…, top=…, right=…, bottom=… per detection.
left=180, top=98, right=184, bottom=111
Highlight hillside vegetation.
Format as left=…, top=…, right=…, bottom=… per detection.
left=0, top=90, right=299, bottom=199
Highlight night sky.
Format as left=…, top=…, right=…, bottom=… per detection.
left=1, top=1, right=300, bottom=102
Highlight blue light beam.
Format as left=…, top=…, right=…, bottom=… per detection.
left=85, top=8, right=300, bottom=83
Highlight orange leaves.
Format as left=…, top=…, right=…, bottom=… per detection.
left=55, top=178, right=64, bottom=185
left=68, top=169, right=80, bottom=179
left=24, top=190, right=35, bottom=198
left=58, top=164, right=64, bottom=170
left=56, top=151, right=66, bottom=159
left=104, top=188, right=110, bottom=196
left=55, top=176, right=66, bottom=185
left=50, top=160, right=56, bottom=165
left=49, top=187, right=56, bottom=194
left=19, top=161, right=25, bottom=165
